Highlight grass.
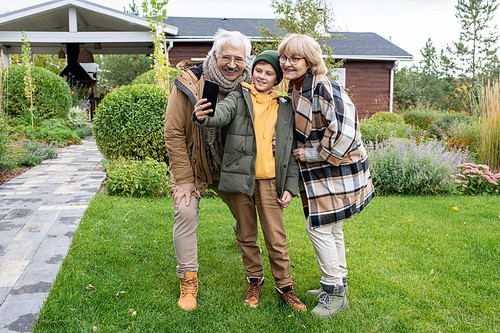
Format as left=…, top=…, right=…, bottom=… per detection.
left=33, top=194, right=500, bottom=332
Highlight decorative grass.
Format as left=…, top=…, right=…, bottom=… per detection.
left=33, top=194, right=500, bottom=332
left=479, top=80, right=500, bottom=172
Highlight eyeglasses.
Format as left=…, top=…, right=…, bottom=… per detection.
left=218, top=55, right=246, bottom=65
left=279, top=55, right=304, bottom=65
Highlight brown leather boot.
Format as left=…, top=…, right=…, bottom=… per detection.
left=243, top=276, right=264, bottom=307
left=275, top=283, right=306, bottom=311
left=178, top=272, right=198, bottom=311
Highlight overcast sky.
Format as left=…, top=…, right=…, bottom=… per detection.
left=2, top=0, right=500, bottom=63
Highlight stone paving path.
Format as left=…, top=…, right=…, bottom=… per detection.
left=0, top=138, right=105, bottom=333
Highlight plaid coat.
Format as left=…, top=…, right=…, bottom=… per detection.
left=290, top=73, right=375, bottom=228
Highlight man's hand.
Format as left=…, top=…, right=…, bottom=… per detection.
left=277, top=190, right=292, bottom=208
left=292, top=148, right=306, bottom=162
left=194, top=98, right=213, bottom=121
left=173, top=182, right=201, bottom=208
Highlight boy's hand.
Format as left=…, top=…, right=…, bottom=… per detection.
left=194, top=98, right=213, bottom=121
left=292, top=148, right=306, bottom=162
left=277, top=190, right=292, bottom=208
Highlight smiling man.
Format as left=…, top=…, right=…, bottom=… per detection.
left=164, top=29, right=252, bottom=311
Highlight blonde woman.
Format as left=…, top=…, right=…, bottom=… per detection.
left=278, top=34, right=375, bottom=318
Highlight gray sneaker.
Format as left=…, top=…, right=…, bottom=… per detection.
left=311, top=285, right=348, bottom=318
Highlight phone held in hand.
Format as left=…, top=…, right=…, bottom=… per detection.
left=202, top=80, right=219, bottom=117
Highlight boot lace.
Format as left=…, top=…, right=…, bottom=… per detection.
left=281, top=289, right=302, bottom=306
left=244, top=282, right=262, bottom=300
left=317, top=291, right=332, bottom=306
left=181, top=277, right=198, bottom=297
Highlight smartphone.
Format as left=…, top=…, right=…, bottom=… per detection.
left=202, top=80, right=219, bottom=117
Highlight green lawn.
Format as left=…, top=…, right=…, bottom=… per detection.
left=34, top=194, right=500, bottom=332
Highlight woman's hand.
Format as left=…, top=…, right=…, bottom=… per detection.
left=292, top=148, right=306, bottom=162
left=194, top=98, right=213, bottom=121
left=277, top=190, right=292, bottom=208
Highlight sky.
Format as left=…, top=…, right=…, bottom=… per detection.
left=2, top=0, right=500, bottom=64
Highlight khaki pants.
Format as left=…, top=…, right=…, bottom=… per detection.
left=173, top=180, right=234, bottom=278
left=231, top=179, right=294, bottom=287
left=306, top=218, right=347, bottom=287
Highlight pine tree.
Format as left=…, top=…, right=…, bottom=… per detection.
left=453, top=0, right=499, bottom=83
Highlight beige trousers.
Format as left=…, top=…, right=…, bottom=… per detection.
left=306, top=218, right=347, bottom=287
left=231, top=179, right=294, bottom=287
left=172, top=181, right=234, bottom=278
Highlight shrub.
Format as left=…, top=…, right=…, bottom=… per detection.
left=93, top=84, right=168, bottom=162
left=447, top=119, right=480, bottom=156
left=0, top=113, right=14, bottom=172
left=427, top=112, right=471, bottom=140
left=360, top=120, right=423, bottom=144
left=454, top=163, right=500, bottom=195
left=130, top=68, right=179, bottom=88
left=102, top=157, right=171, bottom=197
left=67, top=106, right=88, bottom=128
left=73, top=124, right=93, bottom=139
left=2, top=65, right=72, bottom=119
left=24, top=120, right=81, bottom=147
left=17, top=140, right=58, bottom=167
left=369, top=111, right=405, bottom=125
left=367, top=136, right=470, bottom=195
left=402, top=107, right=442, bottom=130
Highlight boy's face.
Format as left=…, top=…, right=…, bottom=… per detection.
left=252, top=62, right=278, bottom=95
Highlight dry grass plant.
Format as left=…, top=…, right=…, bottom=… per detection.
left=479, top=79, right=500, bottom=172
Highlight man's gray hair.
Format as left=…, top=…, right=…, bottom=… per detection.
left=209, top=29, right=252, bottom=58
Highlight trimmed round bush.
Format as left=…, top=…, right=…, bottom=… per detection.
left=130, top=68, right=180, bottom=87
left=93, top=84, right=168, bottom=162
left=3, top=65, right=72, bottom=119
left=369, top=111, right=405, bottom=125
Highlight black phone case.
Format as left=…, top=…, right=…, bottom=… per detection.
left=202, top=80, right=219, bottom=117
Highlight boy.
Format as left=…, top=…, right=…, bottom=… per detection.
left=192, top=50, right=305, bottom=311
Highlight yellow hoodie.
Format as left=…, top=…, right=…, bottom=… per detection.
left=242, top=82, right=281, bottom=180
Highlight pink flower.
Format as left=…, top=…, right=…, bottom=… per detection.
left=477, top=164, right=490, bottom=170
left=463, top=181, right=469, bottom=185
left=454, top=179, right=462, bottom=184
left=457, top=174, right=465, bottom=178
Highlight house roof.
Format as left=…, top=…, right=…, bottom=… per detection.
left=0, top=1, right=412, bottom=61
left=164, top=17, right=413, bottom=61
left=0, top=0, right=178, bottom=55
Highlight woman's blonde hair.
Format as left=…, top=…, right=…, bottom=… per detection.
left=277, top=34, right=327, bottom=75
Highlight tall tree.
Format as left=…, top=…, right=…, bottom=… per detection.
left=254, top=0, right=342, bottom=72
left=453, top=0, right=499, bottom=83
left=420, top=37, right=439, bottom=76
left=141, top=0, right=170, bottom=93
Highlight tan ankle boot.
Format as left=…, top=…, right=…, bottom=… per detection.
left=178, top=272, right=198, bottom=311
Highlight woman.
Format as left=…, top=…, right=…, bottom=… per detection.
left=278, top=34, right=375, bottom=318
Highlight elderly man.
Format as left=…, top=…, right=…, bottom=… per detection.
left=164, top=29, right=252, bottom=311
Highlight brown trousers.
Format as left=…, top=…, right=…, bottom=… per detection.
left=231, top=179, right=294, bottom=287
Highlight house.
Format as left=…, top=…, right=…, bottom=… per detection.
left=0, top=0, right=413, bottom=117
left=164, top=17, right=413, bottom=117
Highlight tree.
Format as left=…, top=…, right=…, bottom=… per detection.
left=254, top=0, right=342, bottom=73
left=141, top=0, right=170, bottom=94
left=124, top=0, right=141, bottom=15
left=97, top=54, right=153, bottom=94
left=453, top=0, right=499, bottom=83
left=420, top=37, right=438, bottom=76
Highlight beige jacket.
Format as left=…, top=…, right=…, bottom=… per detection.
left=164, top=61, right=212, bottom=193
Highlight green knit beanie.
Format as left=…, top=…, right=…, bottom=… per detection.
left=252, top=50, right=283, bottom=85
